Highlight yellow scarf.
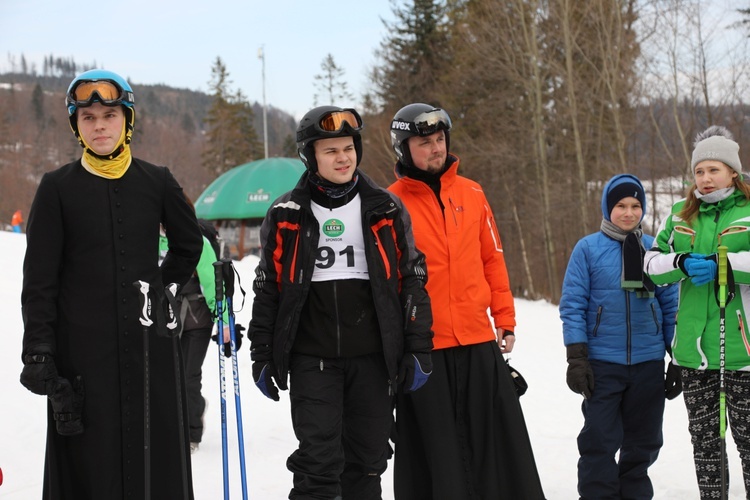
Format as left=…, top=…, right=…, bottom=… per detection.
left=80, top=122, right=132, bottom=179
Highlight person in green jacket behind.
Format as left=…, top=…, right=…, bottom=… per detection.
left=645, top=125, right=750, bottom=498
left=159, top=224, right=236, bottom=453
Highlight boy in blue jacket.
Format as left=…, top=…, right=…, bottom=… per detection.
left=559, top=173, right=679, bottom=499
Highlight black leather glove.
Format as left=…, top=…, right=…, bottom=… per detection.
left=49, top=375, right=85, bottom=436
left=665, top=362, right=682, bottom=400
left=399, top=352, right=433, bottom=393
left=252, top=361, right=280, bottom=401
left=566, top=343, right=594, bottom=399
left=212, top=323, right=244, bottom=358
left=20, top=346, right=58, bottom=396
left=665, top=347, right=683, bottom=400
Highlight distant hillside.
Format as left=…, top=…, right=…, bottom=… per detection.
left=0, top=72, right=297, bottom=224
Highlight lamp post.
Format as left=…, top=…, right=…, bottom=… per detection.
left=258, top=46, right=269, bottom=159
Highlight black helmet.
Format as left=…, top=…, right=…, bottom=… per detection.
left=390, top=103, right=451, bottom=167
left=296, top=106, right=363, bottom=172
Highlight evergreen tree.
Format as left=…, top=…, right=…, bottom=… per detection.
left=31, top=83, right=44, bottom=126
left=282, top=134, right=297, bottom=158
left=202, top=57, right=261, bottom=174
left=313, top=54, right=354, bottom=106
left=368, top=0, right=453, bottom=112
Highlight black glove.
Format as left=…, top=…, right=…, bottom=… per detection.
left=252, top=361, right=280, bottom=401
left=507, top=361, right=528, bottom=397
left=20, top=347, right=58, bottom=396
left=399, top=352, right=433, bottom=393
left=566, top=343, right=594, bottom=399
left=49, top=375, right=85, bottom=436
left=212, top=323, right=244, bottom=358
left=665, top=347, right=683, bottom=400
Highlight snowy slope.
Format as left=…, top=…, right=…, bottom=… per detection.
left=0, top=229, right=745, bottom=499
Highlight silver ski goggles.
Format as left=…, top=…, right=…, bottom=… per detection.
left=392, top=108, right=452, bottom=136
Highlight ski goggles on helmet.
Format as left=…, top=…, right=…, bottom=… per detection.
left=318, top=109, right=363, bottom=133
left=67, top=80, right=132, bottom=108
left=393, top=108, right=452, bottom=136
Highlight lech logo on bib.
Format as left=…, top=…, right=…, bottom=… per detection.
left=323, top=218, right=345, bottom=237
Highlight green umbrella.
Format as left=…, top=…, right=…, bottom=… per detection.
left=195, top=157, right=306, bottom=220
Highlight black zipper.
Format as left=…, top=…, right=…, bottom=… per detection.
left=334, top=281, right=341, bottom=357
left=593, top=306, right=603, bottom=336
left=650, top=303, right=660, bottom=334
left=448, top=197, right=458, bottom=226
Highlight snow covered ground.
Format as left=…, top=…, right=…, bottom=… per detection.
left=1, top=228, right=745, bottom=499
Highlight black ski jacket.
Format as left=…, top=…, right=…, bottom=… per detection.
left=249, top=170, right=433, bottom=391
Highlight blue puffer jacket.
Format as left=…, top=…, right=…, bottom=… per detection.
left=559, top=174, right=678, bottom=365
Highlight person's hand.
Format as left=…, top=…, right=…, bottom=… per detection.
left=665, top=347, right=683, bottom=400
left=49, top=375, right=85, bottom=436
left=665, top=362, right=683, bottom=400
left=681, top=254, right=717, bottom=286
left=399, top=352, right=432, bottom=393
left=20, top=347, right=58, bottom=396
left=689, top=257, right=717, bottom=286
left=566, top=343, right=594, bottom=399
left=212, top=324, right=244, bottom=358
left=499, top=329, right=515, bottom=353
left=252, top=361, right=280, bottom=401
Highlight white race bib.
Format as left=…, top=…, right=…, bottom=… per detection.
left=310, top=194, right=369, bottom=282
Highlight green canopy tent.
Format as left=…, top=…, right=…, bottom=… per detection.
left=195, top=157, right=306, bottom=258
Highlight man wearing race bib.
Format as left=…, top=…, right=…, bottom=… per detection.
left=248, top=106, right=434, bottom=500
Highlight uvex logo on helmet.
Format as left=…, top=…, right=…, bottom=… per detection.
left=391, top=120, right=414, bottom=132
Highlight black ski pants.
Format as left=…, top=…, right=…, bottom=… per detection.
left=287, top=352, right=393, bottom=500
left=682, top=367, right=750, bottom=499
left=577, top=359, right=665, bottom=500
left=180, top=325, right=212, bottom=443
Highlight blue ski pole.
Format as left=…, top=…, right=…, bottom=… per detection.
left=213, top=262, right=230, bottom=500
left=222, top=259, right=249, bottom=500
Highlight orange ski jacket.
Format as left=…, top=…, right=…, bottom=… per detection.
left=389, top=155, right=515, bottom=349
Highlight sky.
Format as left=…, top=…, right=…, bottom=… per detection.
left=2, top=227, right=749, bottom=499
left=0, top=0, right=397, bottom=120
left=2, top=1, right=747, bottom=122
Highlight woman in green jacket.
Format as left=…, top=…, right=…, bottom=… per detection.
left=645, top=125, right=750, bottom=498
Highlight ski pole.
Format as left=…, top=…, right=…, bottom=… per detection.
left=717, top=245, right=729, bottom=499
left=134, top=280, right=153, bottom=500
left=165, top=283, right=190, bottom=500
left=213, top=262, right=230, bottom=500
left=223, top=259, right=249, bottom=500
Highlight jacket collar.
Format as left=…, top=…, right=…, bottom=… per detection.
left=292, top=169, right=390, bottom=210
left=698, top=188, right=744, bottom=214
left=394, top=154, right=460, bottom=187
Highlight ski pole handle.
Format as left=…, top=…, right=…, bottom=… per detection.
left=164, top=283, right=181, bottom=335
left=222, top=260, right=235, bottom=298
left=718, top=246, right=728, bottom=308
left=213, top=262, right=224, bottom=302
left=134, top=280, right=153, bottom=327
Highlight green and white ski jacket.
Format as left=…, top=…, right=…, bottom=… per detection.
left=645, top=189, right=750, bottom=371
